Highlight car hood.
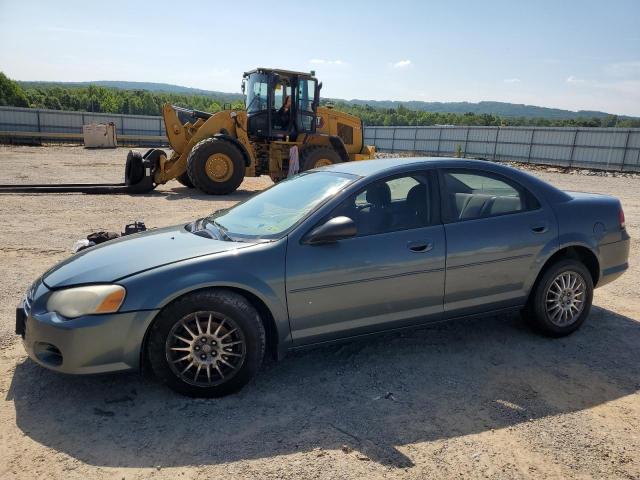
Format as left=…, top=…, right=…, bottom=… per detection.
left=43, top=224, right=257, bottom=288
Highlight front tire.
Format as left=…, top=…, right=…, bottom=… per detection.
left=147, top=290, right=265, bottom=397
left=525, top=259, right=593, bottom=337
left=187, top=138, right=245, bottom=195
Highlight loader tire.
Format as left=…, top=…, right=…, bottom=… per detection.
left=187, top=138, right=245, bottom=195
left=176, top=172, right=194, bottom=188
left=125, top=150, right=144, bottom=185
left=301, top=146, right=342, bottom=171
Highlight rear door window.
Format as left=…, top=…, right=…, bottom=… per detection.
left=441, top=169, right=539, bottom=222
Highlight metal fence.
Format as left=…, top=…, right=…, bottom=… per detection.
left=0, top=106, right=167, bottom=144
left=2, top=106, right=639, bottom=171
left=364, top=126, right=640, bottom=172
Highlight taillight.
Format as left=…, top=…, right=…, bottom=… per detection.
left=619, top=207, right=626, bottom=229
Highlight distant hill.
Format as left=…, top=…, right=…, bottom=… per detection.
left=334, top=99, right=630, bottom=120
left=18, top=80, right=244, bottom=103
left=16, top=80, right=637, bottom=120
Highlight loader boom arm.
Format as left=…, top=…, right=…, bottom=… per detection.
left=156, top=104, right=255, bottom=184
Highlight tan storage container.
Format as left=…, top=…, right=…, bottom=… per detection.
left=83, top=122, right=118, bottom=148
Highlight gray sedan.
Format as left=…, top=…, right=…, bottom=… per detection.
left=17, top=158, right=630, bottom=397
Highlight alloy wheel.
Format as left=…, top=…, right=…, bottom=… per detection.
left=545, top=271, right=586, bottom=327
left=165, top=311, right=246, bottom=387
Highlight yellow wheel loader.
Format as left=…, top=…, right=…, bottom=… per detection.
left=0, top=68, right=375, bottom=195
left=153, top=68, right=376, bottom=195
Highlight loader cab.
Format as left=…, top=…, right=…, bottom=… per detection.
left=242, top=68, right=320, bottom=139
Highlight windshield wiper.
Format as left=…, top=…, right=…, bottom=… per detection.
left=211, top=220, right=232, bottom=241
left=201, top=218, right=234, bottom=241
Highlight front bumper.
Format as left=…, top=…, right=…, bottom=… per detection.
left=19, top=301, right=159, bottom=375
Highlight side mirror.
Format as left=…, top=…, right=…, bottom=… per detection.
left=304, top=216, right=357, bottom=245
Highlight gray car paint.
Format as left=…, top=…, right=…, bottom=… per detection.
left=43, top=225, right=261, bottom=288
left=20, top=157, right=630, bottom=374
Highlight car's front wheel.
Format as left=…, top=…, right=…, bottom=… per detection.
left=525, top=259, right=594, bottom=336
left=147, top=290, right=265, bottom=397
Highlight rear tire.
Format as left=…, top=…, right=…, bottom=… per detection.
left=147, top=289, right=265, bottom=397
left=187, top=138, right=245, bottom=195
left=300, top=146, right=342, bottom=171
left=524, top=259, right=593, bottom=337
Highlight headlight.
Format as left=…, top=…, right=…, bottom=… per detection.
left=46, top=285, right=126, bottom=319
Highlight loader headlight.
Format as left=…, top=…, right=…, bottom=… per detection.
left=46, top=285, right=126, bottom=319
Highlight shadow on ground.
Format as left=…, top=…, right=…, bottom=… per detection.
left=7, top=306, right=640, bottom=468
left=140, top=186, right=258, bottom=202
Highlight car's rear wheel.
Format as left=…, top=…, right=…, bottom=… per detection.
left=525, top=259, right=593, bottom=336
left=147, top=290, right=265, bottom=397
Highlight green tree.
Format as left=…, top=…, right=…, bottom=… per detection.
left=0, top=72, right=30, bottom=107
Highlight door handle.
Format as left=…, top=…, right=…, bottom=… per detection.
left=408, top=241, right=433, bottom=253
left=530, top=224, right=548, bottom=234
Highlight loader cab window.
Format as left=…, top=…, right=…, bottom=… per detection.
left=246, top=73, right=269, bottom=113
left=296, top=79, right=317, bottom=132
left=273, top=81, right=292, bottom=131
left=273, top=82, right=291, bottom=110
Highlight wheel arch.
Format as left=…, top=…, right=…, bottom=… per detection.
left=327, top=135, right=350, bottom=162
left=527, top=245, right=600, bottom=305
left=303, top=134, right=349, bottom=162
left=139, top=285, right=283, bottom=374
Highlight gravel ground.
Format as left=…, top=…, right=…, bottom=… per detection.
left=0, top=145, right=638, bottom=480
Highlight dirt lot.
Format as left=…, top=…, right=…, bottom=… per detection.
left=0, top=145, right=638, bottom=480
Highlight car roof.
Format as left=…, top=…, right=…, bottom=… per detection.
left=321, top=157, right=496, bottom=176
left=320, top=157, right=571, bottom=202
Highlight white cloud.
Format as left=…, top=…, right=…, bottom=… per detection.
left=566, top=75, right=586, bottom=84
left=309, top=59, right=346, bottom=66
left=503, top=78, right=521, bottom=83
left=391, top=59, right=412, bottom=69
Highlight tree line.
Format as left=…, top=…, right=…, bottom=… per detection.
left=1, top=72, right=639, bottom=127
left=0, top=72, right=244, bottom=115
left=328, top=102, right=640, bottom=128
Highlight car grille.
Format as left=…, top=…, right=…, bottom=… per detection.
left=24, top=280, right=37, bottom=314
left=23, top=277, right=39, bottom=316
left=23, top=292, right=32, bottom=314
left=16, top=280, right=38, bottom=338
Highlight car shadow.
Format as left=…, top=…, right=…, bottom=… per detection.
left=134, top=186, right=258, bottom=202
left=7, top=306, right=640, bottom=468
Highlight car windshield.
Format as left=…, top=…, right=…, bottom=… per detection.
left=204, top=172, right=355, bottom=241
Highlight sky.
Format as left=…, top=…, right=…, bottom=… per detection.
left=1, top=0, right=639, bottom=116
